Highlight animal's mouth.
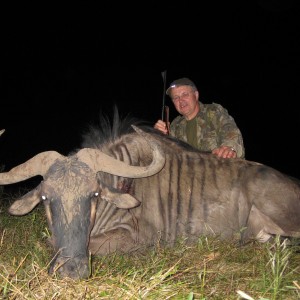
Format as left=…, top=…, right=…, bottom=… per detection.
left=48, top=249, right=90, bottom=279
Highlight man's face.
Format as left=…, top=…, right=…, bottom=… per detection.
left=170, top=85, right=199, bottom=120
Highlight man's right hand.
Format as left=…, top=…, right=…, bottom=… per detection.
left=154, top=120, right=170, bottom=135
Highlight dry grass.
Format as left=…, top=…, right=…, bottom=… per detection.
left=0, top=190, right=299, bottom=300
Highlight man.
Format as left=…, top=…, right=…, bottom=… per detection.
left=154, top=77, right=245, bottom=158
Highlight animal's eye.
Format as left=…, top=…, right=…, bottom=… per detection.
left=89, top=192, right=99, bottom=198
left=41, top=195, right=47, bottom=201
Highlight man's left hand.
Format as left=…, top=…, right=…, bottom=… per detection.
left=212, top=146, right=237, bottom=159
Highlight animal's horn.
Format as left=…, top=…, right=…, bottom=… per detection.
left=0, top=151, right=63, bottom=184
left=0, top=129, right=5, bottom=136
left=77, top=128, right=165, bottom=178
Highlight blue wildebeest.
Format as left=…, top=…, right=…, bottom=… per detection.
left=0, top=112, right=299, bottom=279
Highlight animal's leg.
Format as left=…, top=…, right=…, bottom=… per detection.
left=242, top=205, right=287, bottom=243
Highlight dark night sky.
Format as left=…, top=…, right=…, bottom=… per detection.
left=1, top=1, right=300, bottom=180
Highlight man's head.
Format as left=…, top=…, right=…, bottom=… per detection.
left=166, top=77, right=200, bottom=120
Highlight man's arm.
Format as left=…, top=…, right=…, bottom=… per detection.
left=213, top=103, right=245, bottom=158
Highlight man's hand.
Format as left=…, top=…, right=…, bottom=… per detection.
left=154, top=120, right=170, bottom=135
left=212, top=146, right=237, bottom=159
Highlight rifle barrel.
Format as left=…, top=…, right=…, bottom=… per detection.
left=161, top=70, right=167, bottom=120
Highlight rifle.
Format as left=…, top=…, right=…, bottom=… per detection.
left=161, top=70, right=170, bottom=135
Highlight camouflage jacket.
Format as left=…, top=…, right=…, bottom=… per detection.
left=170, top=101, right=245, bottom=158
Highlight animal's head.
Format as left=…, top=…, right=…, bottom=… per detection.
left=0, top=126, right=165, bottom=279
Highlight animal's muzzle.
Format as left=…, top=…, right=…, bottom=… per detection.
left=48, top=254, right=90, bottom=279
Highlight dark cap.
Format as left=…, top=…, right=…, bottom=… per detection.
left=166, top=77, right=197, bottom=96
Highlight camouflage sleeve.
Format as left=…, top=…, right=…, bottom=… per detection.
left=211, top=103, right=245, bottom=158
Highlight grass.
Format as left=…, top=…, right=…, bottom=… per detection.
left=0, top=189, right=299, bottom=299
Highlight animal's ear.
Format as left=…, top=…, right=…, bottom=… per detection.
left=9, top=187, right=41, bottom=215
left=100, top=186, right=141, bottom=209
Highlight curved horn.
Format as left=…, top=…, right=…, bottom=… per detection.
left=0, top=129, right=5, bottom=137
left=77, top=128, right=165, bottom=178
left=0, top=151, right=64, bottom=184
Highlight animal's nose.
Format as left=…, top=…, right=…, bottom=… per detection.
left=48, top=255, right=90, bottom=279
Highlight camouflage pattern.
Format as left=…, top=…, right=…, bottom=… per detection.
left=170, top=101, right=245, bottom=158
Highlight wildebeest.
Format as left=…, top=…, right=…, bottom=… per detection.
left=0, top=111, right=299, bottom=279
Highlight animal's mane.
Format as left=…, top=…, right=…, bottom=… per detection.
left=80, top=106, right=203, bottom=153
left=81, top=106, right=151, bottom=148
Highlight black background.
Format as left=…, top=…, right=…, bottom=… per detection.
left=1, top=1, right=299, bottom=179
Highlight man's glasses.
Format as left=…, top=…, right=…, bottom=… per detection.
left=172, top=91, right=193, bottom=102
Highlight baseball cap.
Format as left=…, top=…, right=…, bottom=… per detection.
left=166, top=78, right=197, bottom=96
